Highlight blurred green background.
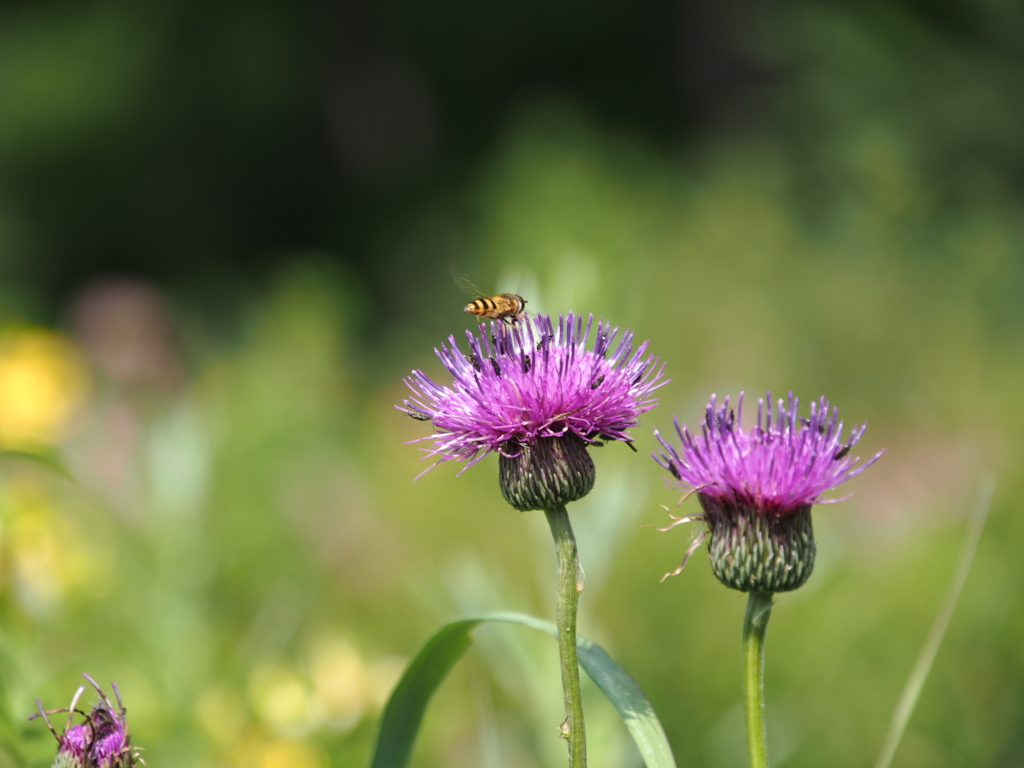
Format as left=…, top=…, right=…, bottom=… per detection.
left=0, top=1, right=1022, bottom=766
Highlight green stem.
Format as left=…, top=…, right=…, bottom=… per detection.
left=544, top=505, right=587, bottom=767
left=743, top=591, right=773, bottom=768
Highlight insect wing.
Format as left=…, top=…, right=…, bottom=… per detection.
left=450, top=262, right=488, bottom=298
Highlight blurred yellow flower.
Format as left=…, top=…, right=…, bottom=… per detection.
left=307, top=635, right=370, bottom=729
left=254, top=739, right=323, bottom=768
left=195, top=685, right=248, bottom=747
left=229, top=733, right=323, bottom=768
left=0, top=328, right=88, bottom=448
left=3, top=480, right=101, bottom=612
left=249, top=665, right=317, bottom=736
left=245, top=633, right=404, bottom=741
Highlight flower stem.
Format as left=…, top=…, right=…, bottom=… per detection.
left=743, top=591, right=773, bottom=768
left=544, top=505, right=586, bottom=767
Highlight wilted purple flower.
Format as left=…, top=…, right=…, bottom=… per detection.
left=81, top=675, right=135, bottom=768
left=400, top=313, right=665, bottom=510
left=654, top=392, right=882, bottom=592
left=32, top=675, right=140, bottom=768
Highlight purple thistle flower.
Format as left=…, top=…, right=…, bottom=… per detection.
left=653, top=392, right=882, bottom=592
left=32, top=675, right=141, bottom=768
left=400, top=313, right=666, bottom=510
left=655, top=391, right=881, bottom=514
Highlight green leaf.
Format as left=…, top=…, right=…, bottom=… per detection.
left=369, top=611, right=676, bottom=768
left=369, top=619, right=480, bottom=768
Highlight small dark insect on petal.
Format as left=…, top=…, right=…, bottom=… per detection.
left=718, top=408, right=735, bottom=430
left=590, top=375, right=605, bottom=390
left=800, top=416, right=827, bottom=434
left=833, top=445, right=851, bottom=460
left=407, top=411, right=432, bottom=421
left=522, top=354, right=532, bottom=373
left=667, top=461, right=682, bottom=481
left=490, top=358, right=502, bottom=377
left=469, top=353, right=482, bottom=372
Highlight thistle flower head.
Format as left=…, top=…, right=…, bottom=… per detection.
left=399, top=312, right=666, bottom=510
left=402, top=313, right=666, bottom=468
left=655, top=392, right=880, bottom=514
left=33, top=675, right=140, bottom=768
left=654, top=392, right=882, bottom=592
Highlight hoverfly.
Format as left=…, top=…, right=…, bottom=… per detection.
left=451, top=264, right=528, bottom=325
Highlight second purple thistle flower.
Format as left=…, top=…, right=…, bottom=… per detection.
left=400, top=313, right=666, bottom=511
left=654, top=392, right=883, bottom=592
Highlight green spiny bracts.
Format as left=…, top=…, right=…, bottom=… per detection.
left=703, top=499, right=816, bottom=593
left=499, top=433, right=595, bottom=512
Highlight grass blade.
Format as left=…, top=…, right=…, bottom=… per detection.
left=873, top=473, right=996, bottom=768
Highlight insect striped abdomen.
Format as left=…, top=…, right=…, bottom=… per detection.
left=467, top=298, right=497, bottom=316
left=464, top=293, right=527, bottom=323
